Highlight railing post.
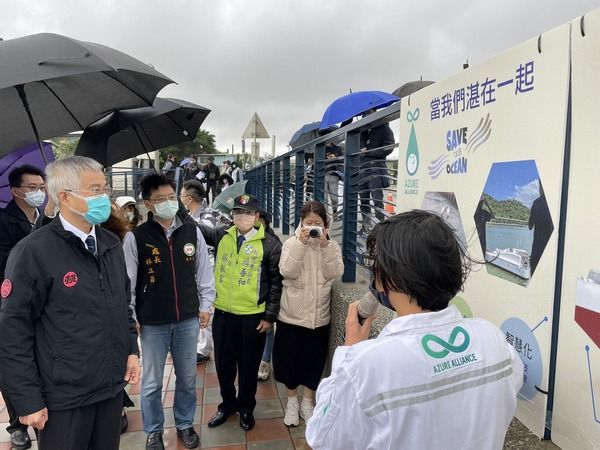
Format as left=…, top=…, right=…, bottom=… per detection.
left=267, top=161, right=273, bottom=216
left=314, top=143, right=325, bottom=202
left=282, top=156, right=291, bottom=235
left=294, top=150, right=305, bottom=227
left=342, top=131, right=361, bottom=282
left=273, top=159, right=281, bottom=228
left=262, top=165, right=268, bottom=210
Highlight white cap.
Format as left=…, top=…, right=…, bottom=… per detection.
left=115, top=196, right=136, bottom=209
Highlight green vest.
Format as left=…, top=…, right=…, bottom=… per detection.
left=214, top=225, right=265, bottom=315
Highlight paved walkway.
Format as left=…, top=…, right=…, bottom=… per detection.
left=0, top=356, right=559, bottom=450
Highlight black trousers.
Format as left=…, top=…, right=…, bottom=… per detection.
left=3, top=390, right=27, bottom=434
left=38, top=390, right=123, bottom=450
left=206, top=182, right=219, bottom=204
left=212, top=310, right=266, bottom=414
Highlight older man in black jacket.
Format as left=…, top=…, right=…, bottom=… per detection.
left=199, top=194, right=282, bottom=432
left=0, top=156, right=139, bottom=450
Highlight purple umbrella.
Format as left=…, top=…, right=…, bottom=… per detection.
left=0, top=142, right=54, bottom=207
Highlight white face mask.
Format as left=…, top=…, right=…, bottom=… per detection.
left=126, top=211, right=135, bottom=222
left=234, top=214, right=255, bottom=231
left=20, top=189, right=46, bottom=208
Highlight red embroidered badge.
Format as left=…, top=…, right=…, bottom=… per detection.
left=63, top=272, right=78, bottom=288
left=1, top=279, right=12, bottom=298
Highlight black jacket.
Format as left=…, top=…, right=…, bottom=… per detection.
left=360, top=123, right=395, bottom=175
left=0, top=200, right=39, bottom=279
left=324, top=144, right=344, bottom=177
left=199, top=224, right=282, bottom=322
left=0, top=217, right=138, bottom=415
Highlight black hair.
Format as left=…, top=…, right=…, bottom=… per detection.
left=366, top=210, right=470, bottom=311
left=8, top=164, right=46, bottom=188
left=140, top=174, right=175, bottom=200
left=182, top=179, right=206, bottom=202
left=300, top=200, right=329, bottom=227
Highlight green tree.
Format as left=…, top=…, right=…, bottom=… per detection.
left=52, top=137, right=80, bottom=159
left=159, top=129, right=218, bottom=166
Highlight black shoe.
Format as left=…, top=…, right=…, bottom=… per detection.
left=176, top=427, right=200, bottom=449
left=10, top=430, right=31, bottom=450
left=196, top=353, right=210, bottom=365
left=145, top=431, right=165, bottom=450
left=208, top=410, right=232, bottom=428
left=239, top=412, right=255, bottom=431
left=121, top=411, right=128, bottom=434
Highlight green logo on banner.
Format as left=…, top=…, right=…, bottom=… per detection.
left=422, top=326, right=470, bottom=359
left=406, top=108, right=420, bottom=176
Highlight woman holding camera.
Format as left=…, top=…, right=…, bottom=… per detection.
left=273, top=201, right=344, bottom=427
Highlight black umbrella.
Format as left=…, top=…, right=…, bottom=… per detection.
left=0, top=33, right=174, bottom=160
left=392, top=80, right=435, bottom=98
left=74, top=98, right=211, bottom=167
left=289, top=121, right=338, bottom=149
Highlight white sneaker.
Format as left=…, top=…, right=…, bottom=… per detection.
left=257, top=361, right=271, bottom=381
left=300, top=400, right=314, bottom=422
left=284, top=399, right=300, bottom=427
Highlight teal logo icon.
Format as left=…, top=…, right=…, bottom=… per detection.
left=406, top=108, right=420, bottom=176
left=422, top=326, right=470, bottom=359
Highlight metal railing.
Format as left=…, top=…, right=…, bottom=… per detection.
left=246, top=103, right=401, bottom=282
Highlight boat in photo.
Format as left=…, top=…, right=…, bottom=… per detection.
left=485, top=248, right=531, bottom=279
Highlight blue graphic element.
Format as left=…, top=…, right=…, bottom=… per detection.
left=585, top=345, right=600, bottom=424
left=428, top=155, right=450, bottom=179
left=405, top=108, right=420, bottom=176
left=501, top=317, right=543, bottom=400
left=531, top=316, right=548, bottom=333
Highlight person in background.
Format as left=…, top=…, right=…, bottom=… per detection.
left=256, top=210, right=281, bottom=382
left=162, top=154, right=176, bottom=181
left=358, top=109, right=395, bottom=236
left=222, top=160, right=233, bottom=176
left=306, top=210, right=524, bottom=450
left=183, top=156, right=201, bottom=182
left=102, top=203, right=139, bottom=433
left=304, top=156, right=314, bottom=200
left=231, top=161, right=243, bottom=183
left=324, top=143, right=344, bottom=218
left=218, top=173, right=234, bottom=192
left=0, top=164, right=46, bottom=450
left=199, top=194, right=282, bottom=432
left=115, top=196, right=142, bottom=229
left=123, top=174, right=215, bottom=450
left=0, top=156, right=139, bottom=450
left=203, top=157, right=220, bottom=203
left=179, top=180, right=220, bottom=365
left=274, top=200, right=343, bottom=426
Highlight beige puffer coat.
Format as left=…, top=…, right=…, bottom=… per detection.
left=278, top=227, right=344, bottom=329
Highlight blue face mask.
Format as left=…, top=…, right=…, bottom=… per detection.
left=69, top=193, right=112, bottom=225
left=369, top=273, right=394, bottom=311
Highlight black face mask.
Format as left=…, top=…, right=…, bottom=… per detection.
left=369, top=272, right=394, bottom=311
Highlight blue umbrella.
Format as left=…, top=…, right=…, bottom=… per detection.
left=180, top=157, right=191, bottom=167
left=320, top=91, right=400, bottom=129
left=289, top=122, right=338, bottom=149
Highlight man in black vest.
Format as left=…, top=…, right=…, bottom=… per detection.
left=123, top=174, right=215, bottom=450
left=0, top=164, right=47, bottom=450
left=202, top=157, right=220, bottom=204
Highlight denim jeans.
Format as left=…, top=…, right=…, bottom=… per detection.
left=261, top=327, right=274, bottom=363
left=140, top=317, right=199, bottom=433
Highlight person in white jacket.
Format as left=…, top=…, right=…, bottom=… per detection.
left=306, top=210, right=524, bottom=450
left=274, top=201, right=344, bottom=427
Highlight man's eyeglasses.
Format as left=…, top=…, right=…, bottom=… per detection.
left=149, top=194, right=177, bottom=203
left=65, top=186, right=112, bottom=196
left=18, top=184, right=46, bottom=192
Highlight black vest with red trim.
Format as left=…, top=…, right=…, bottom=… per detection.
left=133, top=219, right=198, bottom=325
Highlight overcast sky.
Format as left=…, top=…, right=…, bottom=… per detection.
left=1, top=0, right=597, bottom=156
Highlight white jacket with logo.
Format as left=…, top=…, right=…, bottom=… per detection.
left=278, top=228, right=344, bottom=329
left=306, top=306, right=524, bottom=450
